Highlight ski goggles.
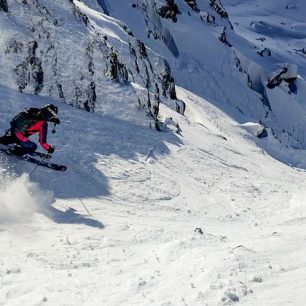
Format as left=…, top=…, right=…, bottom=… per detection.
left=46, top=107, right=57, bottom=118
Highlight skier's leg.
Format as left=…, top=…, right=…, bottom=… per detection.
left=10, top=140, right=37, bottom=156
left=19, top=140, right=37, bottom=155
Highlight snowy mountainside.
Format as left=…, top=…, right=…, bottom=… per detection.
left=2, top=0, right=306, bottom=150
left=2, top=1, right=306, bottom=305
left=1, top=84, right=306, bottom=305
left=94, top=0, right=306, bottom=150
left=224, top=0, right=306, bottom=78
left=222, top=0, right=306, bottom=148
left=0, top=0, right=180, bottom=125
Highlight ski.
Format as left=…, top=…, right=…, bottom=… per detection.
left=0, top=144, right=52, bottom=159
left=29, top=150, right=52, bottom=159
left=21, top=154, right=67, bottom=171
left=0, top=147, right=67, bottom=172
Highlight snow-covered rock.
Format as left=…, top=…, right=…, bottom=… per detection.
left=239, top=122, right=267, bottom=138
left=2, top=0, right=306, bottom=148
left=0, top=0, right=8, bottom=12
left=0, top=0, right=179, bottom=125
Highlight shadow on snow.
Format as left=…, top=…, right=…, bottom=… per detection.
left=0, top=87, right=183, bottom=227
left=46, top=205, right=104, bottom=229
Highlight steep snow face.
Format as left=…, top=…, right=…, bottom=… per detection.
left=102, top=0, right=265, bottom=122
left=221, top=0, right=306, bottom=148
left=2, top=2, right=306, bottom=305
left=0, top=0, right=179, bottom=124
left=1, top=84, right=306, bottom=305
left=2, top=0, right=306, bottom=148
left=223, top=0, right=306, bottom=78
left=86, top=0, right=306, bottom=149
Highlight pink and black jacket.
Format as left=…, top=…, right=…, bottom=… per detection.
left=14, top=120, right=51, bottom=151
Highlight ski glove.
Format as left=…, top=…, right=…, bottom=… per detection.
left=49, top=117, right=60, bottom=125
left=48, top=146, right=55, bottom=154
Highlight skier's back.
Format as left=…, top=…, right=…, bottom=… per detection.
left=0, top=104, right=60, bottom=156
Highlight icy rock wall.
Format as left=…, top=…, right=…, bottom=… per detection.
left=0, top=0, right=178, bottom=120
left=0, top=0, right=8, bottom=12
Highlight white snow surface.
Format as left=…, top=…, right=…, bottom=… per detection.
left=1, top=0, right=306, bottom=305
left=1, top=84, right=306, bottom=305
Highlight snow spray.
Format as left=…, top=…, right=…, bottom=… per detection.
left=0, top=172, right=51, bottom=224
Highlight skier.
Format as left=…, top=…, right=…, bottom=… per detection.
left=0, top=104, right=60, bottom=156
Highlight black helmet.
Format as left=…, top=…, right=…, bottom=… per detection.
left=41, top=104, right=58, bottom=121
left=43, top=104, right=58, bottom=115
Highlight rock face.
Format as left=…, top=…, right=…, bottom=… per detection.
left=267, top=64, right=298, bottom=89
left=208, top=0, right=229, bottom=19
left=157, top=0, right=180, bottom=22
left=6, top=40, right=44, bottom=94
left=2, top=0, right=306, bottom=147
left=184, top=0, right=199, bottom=12
left=0, top=0, right=179, bottom=123
left=0, top=0, right=8, bottom=12
left=132, top=1, right=180, bottom=58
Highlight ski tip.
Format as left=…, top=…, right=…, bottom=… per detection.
left=60, top=166, right=67, bottom=171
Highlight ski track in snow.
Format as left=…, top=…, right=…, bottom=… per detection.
left=0, top=85, right=306, bottom=305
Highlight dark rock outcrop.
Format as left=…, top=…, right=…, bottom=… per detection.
left=219, top=27, right=232, bottom=47
left=157, top=0, right=180, bottom=22
left=106, top=50, right=129, bottom=82
left=159, top=59, right=176, bottom=99
left=131, top=1, right=180, bottom=58
left=209, top=0, right=228, bottom=19
left=3, top=0, right=180, bottom=121
left=267, top=67, right=288, bottom=89
left=208, top=0, right=233, bottom=29
left=184, top=0, right=199, bottom=12
left=0, top=0, right=8, bottom=12
left=257, top=47, right=271, bottom=57
left=9, top=40, right=44, bottom=94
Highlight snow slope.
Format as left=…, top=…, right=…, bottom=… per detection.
left=223, top=0, right=306, bottom=78
left=1, top=1, right=306, bottom=305
left=2, top=0, right=306, bottom=149
left=100, top=0, right=306, bottom=150
left=1, top=84, right=306, bottom=305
